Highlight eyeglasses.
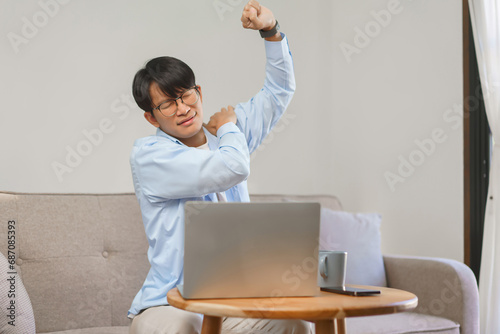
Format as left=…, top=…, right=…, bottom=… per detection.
left=152, top=86, right=200, bottom=117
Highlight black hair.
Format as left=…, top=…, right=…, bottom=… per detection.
left=132, top=56, right=196, bottom=112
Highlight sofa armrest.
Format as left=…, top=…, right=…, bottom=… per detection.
left=383, top=255, right=479, bottom=334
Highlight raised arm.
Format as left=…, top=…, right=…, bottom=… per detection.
left=235, top=1, right=296, bottom=153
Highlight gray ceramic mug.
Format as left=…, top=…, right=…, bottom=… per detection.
left=317, top=250, right=347, bottom=287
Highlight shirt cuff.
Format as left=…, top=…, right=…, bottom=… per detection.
left=264, top=33, right=290, bottom=60
left=216, top=122, right=241, bottom=138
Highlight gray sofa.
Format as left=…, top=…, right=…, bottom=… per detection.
left=0, top=192, right=479, bottom=333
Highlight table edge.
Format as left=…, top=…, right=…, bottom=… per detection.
left=167, top=286, right=418, bottom=320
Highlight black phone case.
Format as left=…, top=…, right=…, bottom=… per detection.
left=320, top=286, right=381, bottom=296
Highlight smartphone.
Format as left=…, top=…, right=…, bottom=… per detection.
left=320, top=286, right=381, bottom=296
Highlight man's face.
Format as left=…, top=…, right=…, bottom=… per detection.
left=145, top=82, right=204, bottom=145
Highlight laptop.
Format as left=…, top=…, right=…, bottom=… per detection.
left=178, top=201, right=321, bottom=299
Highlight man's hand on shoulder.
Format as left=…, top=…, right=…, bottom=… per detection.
left=241, top=0, right=281, bottom=41
left=203, top=106, right=237, bottom=136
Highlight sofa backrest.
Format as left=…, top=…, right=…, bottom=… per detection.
left=0, top=192, right=149, bottom=333
left=250, top=194, right=342, bottom=211
left=0, top=192, right=341, bottom=333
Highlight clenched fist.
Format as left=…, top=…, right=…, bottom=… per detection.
left=241, top=0, right=276, bottom=32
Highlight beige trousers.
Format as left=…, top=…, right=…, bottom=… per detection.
left=129, top=306, right=312, bottom=334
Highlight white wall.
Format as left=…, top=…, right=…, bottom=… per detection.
left=0, top=0, right=463, bottom=261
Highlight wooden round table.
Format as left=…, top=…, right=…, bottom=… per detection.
left=167, top=285, right=418, bottom=334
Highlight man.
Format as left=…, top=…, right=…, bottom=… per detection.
left=128, top=1, right=308, bottom=333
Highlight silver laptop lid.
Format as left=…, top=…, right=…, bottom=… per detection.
left=181, top=201, right=320, bottom=299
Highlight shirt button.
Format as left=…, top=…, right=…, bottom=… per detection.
left=16, top=258, right=23, bottom=266
left=102, top=251, right=109, bottom=258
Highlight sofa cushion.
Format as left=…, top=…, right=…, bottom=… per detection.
left=344, top=312, right=460, bottom=334
left=42, top=313, right=459, bottom=334
left=0, top=193, right=149, bottom=333
left=319, top=208, right=386, bottom=287
left=42, top=326, right=128, bottom=334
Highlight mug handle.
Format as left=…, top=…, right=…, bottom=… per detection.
left=320, top=256, right=328, bottom=279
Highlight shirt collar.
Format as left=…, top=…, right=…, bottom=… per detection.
left=155, top=126, right=217, bottom=149
left=155, top=127, right=184, bottom=145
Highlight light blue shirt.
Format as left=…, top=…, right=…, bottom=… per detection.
left=128, top=33, right=295, bottom=317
